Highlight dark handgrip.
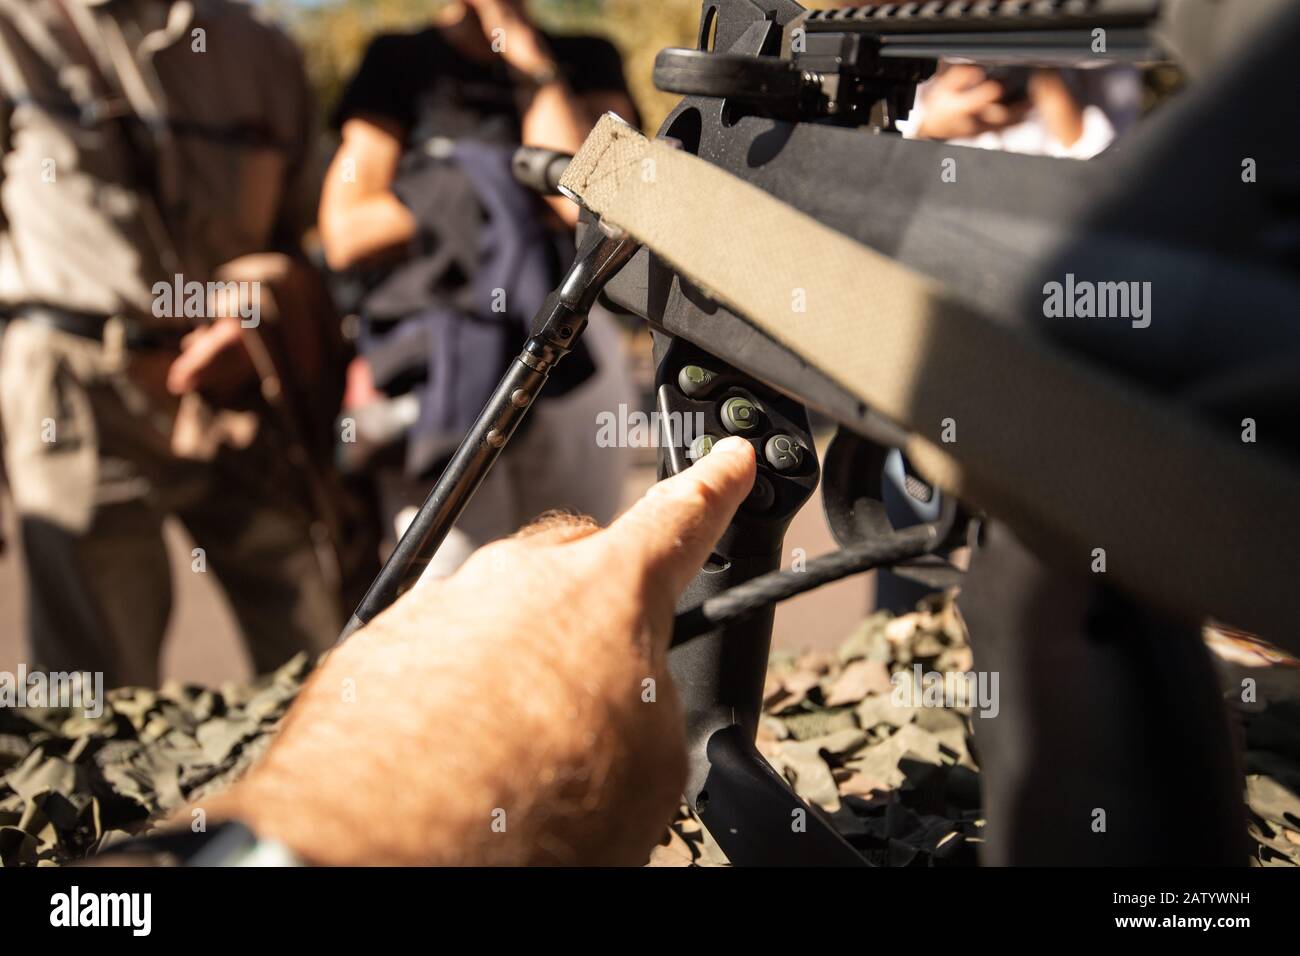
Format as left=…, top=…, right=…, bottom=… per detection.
left=653, top=48, right=806, bottom=101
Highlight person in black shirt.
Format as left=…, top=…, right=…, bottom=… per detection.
left=319, top=0, right=638, bottom=575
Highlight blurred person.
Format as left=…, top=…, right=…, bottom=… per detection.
left=0, top=0, right=366, bottom=686
left=897, top=63, right=1141, bottom=159
left=319, top=0, right=638, bottom=576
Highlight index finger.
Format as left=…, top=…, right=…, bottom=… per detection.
left=598, top=435, right=757, bottom=600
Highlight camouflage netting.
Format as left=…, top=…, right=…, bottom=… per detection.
left=652, top=601, right=984, bottom=867
left=2, top=606, right=1298, bottom=867
left=0, top=656, right=310, bottom=866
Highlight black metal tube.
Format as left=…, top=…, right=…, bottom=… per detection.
left=511, top=145, right=572, bottom=196
left=673, top=522, right=942, bottom=643
left=338, top=353, right=553, bottom=639
left=339, top=224, right=639, bottom=641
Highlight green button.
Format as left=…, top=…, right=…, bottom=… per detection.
left=764, top=433, right=805, bottom=472
left=688, top=434, right=716, bottom=462
left=721, top=396, right=760, bottom=434
left=678, top=365, right=717, bottom=398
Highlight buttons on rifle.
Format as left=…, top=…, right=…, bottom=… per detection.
left=688, top=434, right=718, bottom=462
left=677, top=364, right=718, bottom=398
left=764, top=433, right=805, bottom=472
left=744, top=474, right=777, bottom=512
left=720, top=395, right=761, bottom=434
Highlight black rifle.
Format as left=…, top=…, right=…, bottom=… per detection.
left=346, top=0, right=1300, bottom=864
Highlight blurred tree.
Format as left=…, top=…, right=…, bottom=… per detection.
left=271, top=0, right=701, bottom=135
left=538, top=0, right=700, bottom=132
left=267, top=0, right=441, bottom=121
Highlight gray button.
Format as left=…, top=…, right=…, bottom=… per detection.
left=677, top=364, right=717, bottom=398
left=764, top=434, right=805, bottom=472
left=720, top=396, right=761, bottom=434
left=688, top=434, right=717, bottom=462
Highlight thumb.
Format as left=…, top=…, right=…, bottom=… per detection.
left=601, top=435, right=757, bottom=600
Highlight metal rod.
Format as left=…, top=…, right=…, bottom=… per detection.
left=339, top=221, right=639, bottom=640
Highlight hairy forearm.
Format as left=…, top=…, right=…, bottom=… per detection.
left=187, top=439, right=758, bottom=867
left=203, top=573, right=684, bottom=866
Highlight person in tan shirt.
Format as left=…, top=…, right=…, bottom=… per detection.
left=0, top=0, right=348, bottom=686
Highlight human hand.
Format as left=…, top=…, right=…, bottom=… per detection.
left=914, top=64, right=1031, bottom=140
left=1027, top=69, right=1086, bottom=150
left=165, top=316, right=254, bottom=399
left=463, top=0, right=555, bottom=76
left=205, top=436, right=758, bottom=865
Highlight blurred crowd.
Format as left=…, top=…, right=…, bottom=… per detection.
left=0, top=0, right=1141, bottom=688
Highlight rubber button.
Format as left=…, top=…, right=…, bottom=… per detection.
left=677, top=364, right=717, bottom=398
left=720, top=396, right=760, bottom=434
left=743, top=474, right=776, bottom=512
left=688, top=434, right=717, bottom=462
left=764, top=433, right=805, bottom=472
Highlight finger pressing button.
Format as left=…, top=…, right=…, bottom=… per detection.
left=688, top=434, right=717, bottom=462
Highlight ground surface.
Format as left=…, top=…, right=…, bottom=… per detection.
left=3, top=601, right=1297, bottom=867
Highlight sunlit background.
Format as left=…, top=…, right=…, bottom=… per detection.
left=0, top=0, right=865, bottom=685
left=269, top=0, right=704, bottom=134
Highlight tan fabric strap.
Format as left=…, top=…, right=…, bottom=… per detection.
left=562, top=115, right=1300, bottom=648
